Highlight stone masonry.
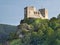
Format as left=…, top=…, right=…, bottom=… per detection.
left=24, top=6, right=48, bottom=19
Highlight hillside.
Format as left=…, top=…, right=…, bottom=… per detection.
left=0, top=15, right=60, bottom=45
left=0, top=24, right=17, bottom=43
left=10, top=16, right=60, bottom=45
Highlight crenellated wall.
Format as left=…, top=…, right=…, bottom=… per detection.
left=24, top=6, right=48, bottom=19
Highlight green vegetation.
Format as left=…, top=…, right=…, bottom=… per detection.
left=10, top=39, right=22, bottom=45
left=57, top=14, right=60, bottom=19
left=0, top=14, right=60, bottom=45
left=9, top=14, right=60, bottom=45
left=0, top=24, right=17, bottom=43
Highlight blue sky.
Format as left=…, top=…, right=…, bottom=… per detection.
left=0, top=0, right=60, bottom=25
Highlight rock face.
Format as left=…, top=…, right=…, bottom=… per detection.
left=17, top=23, right=32, bottom=38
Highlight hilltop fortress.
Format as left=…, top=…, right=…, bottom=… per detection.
left=24, top=6, right=48, bottom=19
left=17, top=6, right=49, bottom=38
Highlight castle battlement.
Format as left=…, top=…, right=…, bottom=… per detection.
left=24, top=6, right=48, bottom=19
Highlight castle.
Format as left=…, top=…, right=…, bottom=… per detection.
left=24, top=6, right=48, bottom=19
left=17, top=6, right=48, bottom=38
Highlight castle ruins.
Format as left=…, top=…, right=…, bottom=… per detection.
left=24, top=6, right=48, bottom=19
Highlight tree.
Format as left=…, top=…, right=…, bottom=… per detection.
left=57, top=14, right=60, bottom=19
left=10, top=39, right=22, bottom=45
left=55, top=39, right=60, bottom=45
left=9, top=32, right=18, bottom=40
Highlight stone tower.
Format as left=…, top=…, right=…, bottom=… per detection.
left=24, top=6, right=48, bottom=19
left=39, top=8, right=48, bottom=19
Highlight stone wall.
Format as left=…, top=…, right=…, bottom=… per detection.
left=24, top=6, right=48, bottom=19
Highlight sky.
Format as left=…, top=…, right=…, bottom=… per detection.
left=0, top=0, right=60, bottom=25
